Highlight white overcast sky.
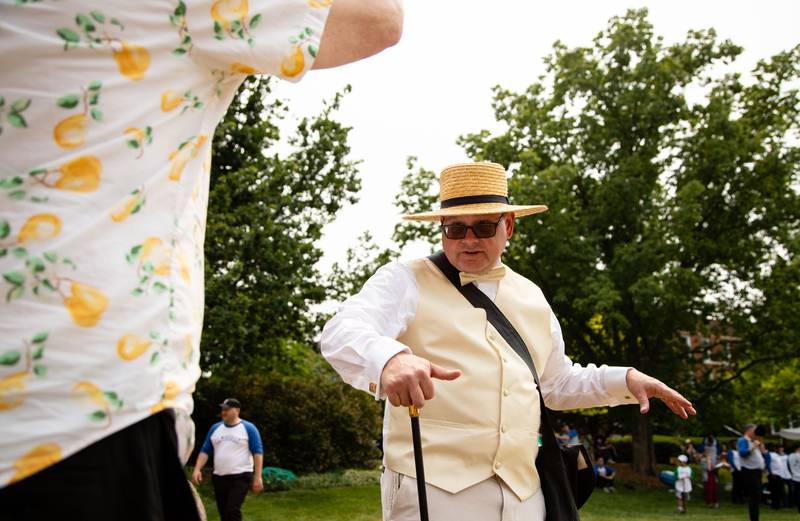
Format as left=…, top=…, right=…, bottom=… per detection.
left=270, top=0, right=799, bottom=273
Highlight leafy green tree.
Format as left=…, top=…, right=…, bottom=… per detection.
left=327, top=231, right=398, bottom=304
left=395, top=9, right=799, bottom=474
left=202, top=77, right=360, bottom=373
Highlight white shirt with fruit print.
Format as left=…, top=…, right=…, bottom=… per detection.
left=0, top=0, right=331, bottom=487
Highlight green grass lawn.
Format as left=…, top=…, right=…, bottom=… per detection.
left=197, top=479, right=799, bottom=521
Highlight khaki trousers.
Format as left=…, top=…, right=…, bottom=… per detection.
left=381, top=468, right=546, bottom=521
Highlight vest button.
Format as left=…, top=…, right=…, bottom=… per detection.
left=502, top=357, right=508, bottom=364
left=494, top=461, right=502, bottom=470
left=503, top=389, right=509, bottom=397
left=501, top=425, right=507, bottom=433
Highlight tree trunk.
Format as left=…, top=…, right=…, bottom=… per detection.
left=631, top=413, right=657, bottom=476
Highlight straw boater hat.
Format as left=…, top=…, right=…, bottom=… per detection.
left=403, top=162, right=547, bottom=221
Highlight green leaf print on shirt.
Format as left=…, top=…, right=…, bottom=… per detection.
left=0, top=331, right=49, bottom=412
left=56, top=13, right=150, bottom=81
left=53, top=81, right=103, bottom=149
left=211, top=0, right=256, bottom=47
left=169, top=1, right=194, bottom=56
left=0, top=96, right=32, bottom=136
left=125, top=238, right=175, bottom=302
left=74, top=381, right=123, bottom=427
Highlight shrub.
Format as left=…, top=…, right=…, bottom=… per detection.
left=193, top=370, right=383, bottom=474
left=607, top=435, right=683, bottom=464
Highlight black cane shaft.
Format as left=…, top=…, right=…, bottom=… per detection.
left=410, top=415, right=429, bottom=521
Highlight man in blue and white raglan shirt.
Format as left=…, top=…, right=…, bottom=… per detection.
left=737, top=424, right=766, bottom=521
left=192, top=398, right=264, bottom=521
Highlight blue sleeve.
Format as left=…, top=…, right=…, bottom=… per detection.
left=243, top=420, right=263, bottom=455
left=608, top=465, right=615, bottom=474
left=738, top=437, right=750, bottom=457
left=764, top=452, right=771, bottom=473
left=201, top=422, right=222, bottom=456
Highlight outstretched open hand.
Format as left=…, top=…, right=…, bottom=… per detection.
left=626, top=368, right=696, bottom=419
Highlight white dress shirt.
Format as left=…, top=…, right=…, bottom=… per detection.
left=320, top=261, right=637, bottom=410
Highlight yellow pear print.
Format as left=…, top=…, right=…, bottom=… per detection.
left=112, top=42, right=151, bottom=81
left=74, top=380, right=122, bottom=426
left=55, top=155, right=102, bottom=192
left=53, top=113, right=88, bottom=149
left=151, top=380, right=181, bottom=414
left=124, top=127, right=145, bottom=143
left=18, top=214, right=62, bottom=244
left=178, top=250, right=191, bottom=283
left=160, top=89, right=203, bottom=114
left=110, top=188, right=145, bottom=222
left=63, top=282, right=108, bottom=327
left=211, top=0, right=249, bottom=32
left=280, top=45, right=305, bottom=78
left=0, top=371, right=29, bottom=411
left=52, top=81, right=104, bottom=149
left=110, top=198, right=138, bottom=222
left=116, top=333, right=153, bottom=361
left=27, top=156, right=102, bottom=193
left=164, top=380, right=181, bottom=400
left=168, top=135, right=207, bottom=181
left=57, top=13, right=150, bottom=81
left=307, top=0, right=333, bottom=7
left=74, top=381, right=107, bottom=408
left=161, top=90, right=183, bottom=112
left=141, top=237, right=171, bottom=276
left=124, top=127, right=153, bottom=158
left=230, top=62, right=257, bottom=75
left=9, top=444, right=62, bottom=484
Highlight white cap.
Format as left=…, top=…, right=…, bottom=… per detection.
left=678, top=454, right=689, bottom=463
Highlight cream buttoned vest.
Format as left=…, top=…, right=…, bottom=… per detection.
left=385, top=258, right=554, bottom=501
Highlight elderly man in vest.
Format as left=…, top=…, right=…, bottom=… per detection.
left=320, top=162, right=696, bottom=521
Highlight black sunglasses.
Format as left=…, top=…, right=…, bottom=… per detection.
left=440, top=214, right=504, bottom=240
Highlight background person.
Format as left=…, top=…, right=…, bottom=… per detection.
left=702, top=432, right=721, bottom=508
left=192, top=399, right=263, bottom=521
left=738, top=424, right=767, bottom=521
left=769, top=445, right=791, bottom=508
left=675, top=454, right=693, bottom=514
left=594, top=457, right=616, bottom=492
left=726, top=441, right=744, bottom=503
left=789, top=446, right=800, bottom=512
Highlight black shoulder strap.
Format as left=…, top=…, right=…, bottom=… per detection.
left=428, top=251, right=540, bottom=386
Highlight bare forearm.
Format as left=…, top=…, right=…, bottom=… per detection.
left=194, top=452, right=209, bottom=471
left=253, top=454, right=263, bottom=478
left=313, top=0, right=403, bottom=69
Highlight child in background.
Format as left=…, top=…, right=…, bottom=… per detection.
left=676, top=454, right=693, bottom=514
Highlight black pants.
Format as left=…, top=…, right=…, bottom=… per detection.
left=731, top=469, right=743, bottom=503
left=769, top=474, right=785, bottom=508
left=212, top=472, right=253, bottom=521
left=0, top=410, right=201, bottom=521
left=792, top=480, right=800, bottom=512
left=740, top=468, right=763, bottom=521
left=596, top=476, right=614, bottom=489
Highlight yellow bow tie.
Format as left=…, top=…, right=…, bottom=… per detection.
left=459, top=265, right=506, bottom=286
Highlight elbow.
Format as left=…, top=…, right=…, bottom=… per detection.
left=377, top=0, right=403, bottom=49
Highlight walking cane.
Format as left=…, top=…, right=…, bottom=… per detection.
left=409, top=405, right=430, bottom=521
